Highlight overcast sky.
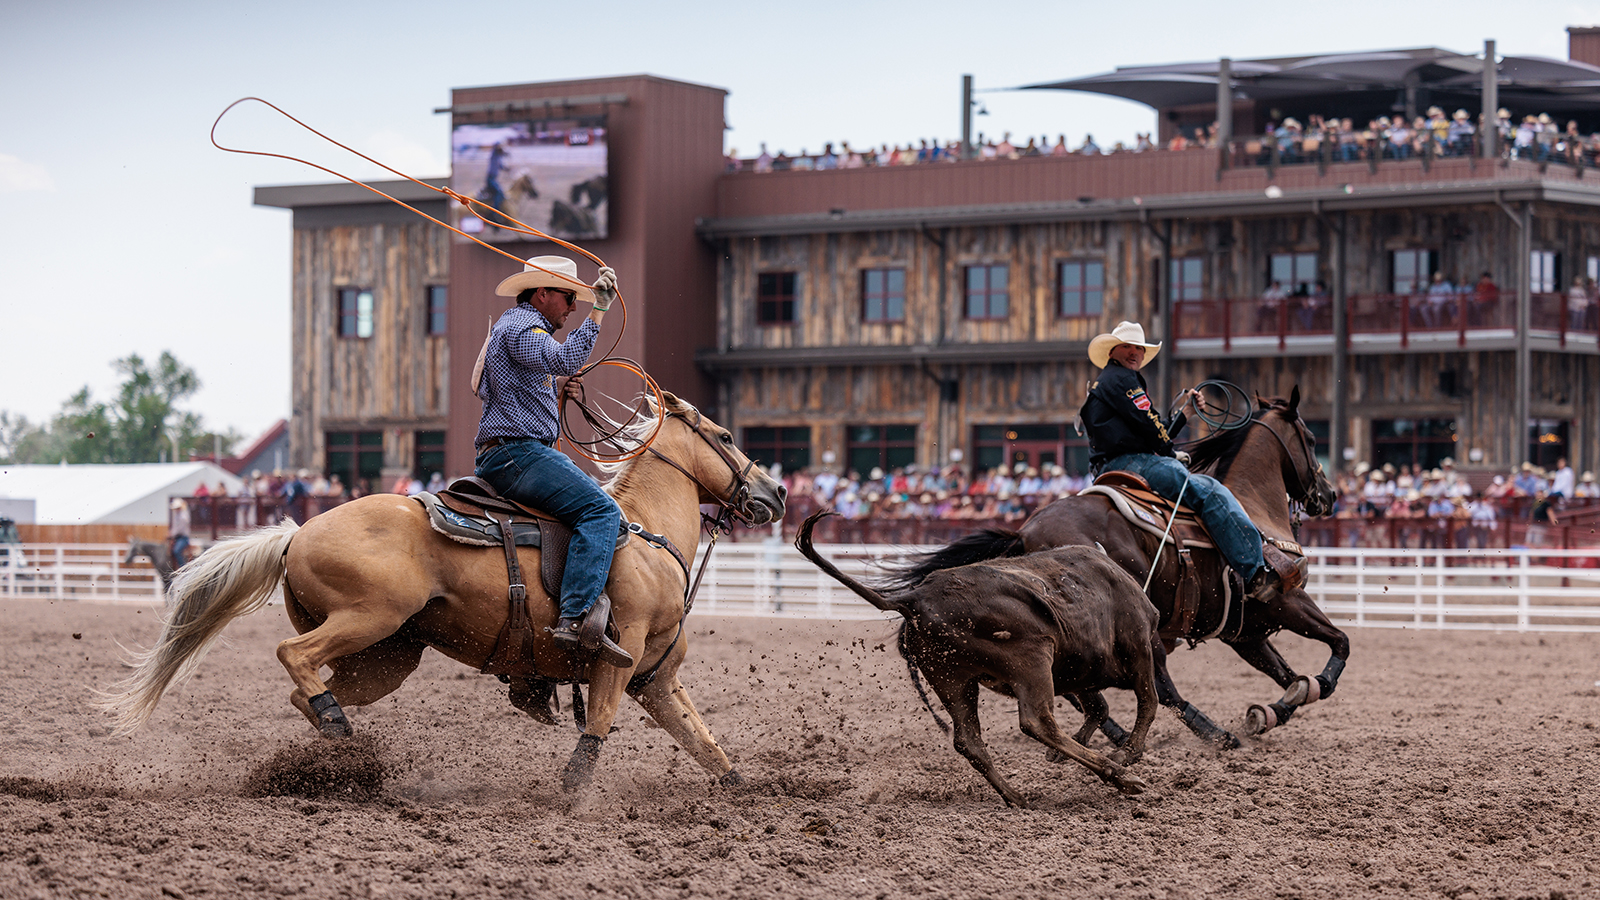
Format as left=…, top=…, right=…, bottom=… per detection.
left=2, top=1, right=1592, bottom=443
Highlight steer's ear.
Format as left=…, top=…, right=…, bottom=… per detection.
left=1288, top=385, right=1301, bottom=413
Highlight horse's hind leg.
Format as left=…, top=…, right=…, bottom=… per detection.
left=278, top=610, right=416, bottom=738
left=634, top=676, right=737, bottom=783
left=292, top=631, right=426, bottom=726
left=1150, top=636, right=1240, bottom=750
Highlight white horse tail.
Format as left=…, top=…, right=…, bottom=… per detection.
left=96, top=520, right=300, bottom=735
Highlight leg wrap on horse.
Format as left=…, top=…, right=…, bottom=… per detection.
left=1317, top=656, right=1347, bottom=698
left=562, top=733, right=605, bottom=793
left=1100, top=717, right=1131, bottom=749
left=1179, top=702, right=1240, bottom=750
left=307, top=690, right=352, bottom=739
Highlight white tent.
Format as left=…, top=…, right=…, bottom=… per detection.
left=0, top=462, right=244, bottom=525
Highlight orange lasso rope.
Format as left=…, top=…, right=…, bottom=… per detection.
left=211, top=97, right=663, bottom=462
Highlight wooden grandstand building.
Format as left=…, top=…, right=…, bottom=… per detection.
left=258, top=37, right=1600, bottom=487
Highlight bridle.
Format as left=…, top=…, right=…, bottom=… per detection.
left=644, top=408, right=760, bottom=531
left=1248, top=410, right=1330, bottom=515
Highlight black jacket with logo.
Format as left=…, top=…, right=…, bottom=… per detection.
left=1080, top=362, right=1187, bottom=470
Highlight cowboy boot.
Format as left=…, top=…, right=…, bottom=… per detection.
left=1261, top=542, right=1310, bottom=594
left=550, top=594, right=633, bottom=669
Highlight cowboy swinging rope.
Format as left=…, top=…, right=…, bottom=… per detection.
left=209, top=97, right=665, bottom=464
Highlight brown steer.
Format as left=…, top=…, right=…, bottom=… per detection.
left=796, top=510, right=1158, bottom=807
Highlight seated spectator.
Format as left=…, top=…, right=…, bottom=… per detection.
left=754, top=143, right=773, bottom=173
left=791, top=150, right=814, bottom=171
left=1052, top=134, right=1070, bottom=156
left=1255, top=280, right=1286, bottom=332
left=841, top=142, right=865, bottom=168
left=1298, top=280, right=1328, bottom=330
left=1513, top=463, right=1541, bottom=497
left=724, top=148, right=741, bottom=173
left=1471, top=272, right=1500, bottom=326
left=1484, top=474, right=1514, bottom=500
left=193, top=482, right=210, bottom=498
left=1568, top=276, right=1592, bottom=331
left=1447, top=109, right=1475, bottom=155
left=816, top=143, right=838, bottom=171
left=1576, top=471, right=1598, bottom=498
left=425, top=472, right=446, bottom=493
left=1424, top=271, right=1454, bottom=328
left=1077, top=134, right=1101, bottom=155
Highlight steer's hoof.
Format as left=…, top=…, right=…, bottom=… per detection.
left=1114, top=772, right=1148, bottom=795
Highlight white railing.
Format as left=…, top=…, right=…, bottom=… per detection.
left=0, top=544, right=165, bottom=603
left=7, top=541, right=1598, bottom=634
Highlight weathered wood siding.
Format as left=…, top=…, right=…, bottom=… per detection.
left=716, top=200, right=1600, bottom=475
left=290, top=222, right=450, bottom=472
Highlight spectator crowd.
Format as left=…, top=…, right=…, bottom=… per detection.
left=726, top=106, right=1600, bottom=174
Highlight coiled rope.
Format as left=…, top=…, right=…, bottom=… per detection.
left=210, top=97, right=662, bottom=462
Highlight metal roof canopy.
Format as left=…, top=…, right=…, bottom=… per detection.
left=1020, top=48, right=1600, bottom=111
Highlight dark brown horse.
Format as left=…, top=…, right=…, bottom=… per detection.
left=888, top=387, right=1347, bottom=746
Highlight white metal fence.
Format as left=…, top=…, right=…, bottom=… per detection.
left=0, top=544, right=165, bottom=603
left=6, top=541, right=1598, bottom=633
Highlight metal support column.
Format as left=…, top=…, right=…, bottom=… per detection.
left=1216, top=58, right=1232, bottom=172
left=1482, top=40, right=1498, bottom=159
left=1330, top=211, right=1350, bottom=470
left=961, top=75, right=974, bottom=160
left=1515, top=201, right=1532, bottom=465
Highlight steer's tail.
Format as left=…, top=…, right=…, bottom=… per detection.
left=96, top=520, right=300, bottom=735
left=794, top=511, right=910, bottom=615
left=876, top=526, right=1025, bottom=593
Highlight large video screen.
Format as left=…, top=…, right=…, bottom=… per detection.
left=450, top=115, right=608, bottom=242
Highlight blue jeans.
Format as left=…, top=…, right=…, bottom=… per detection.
left=475, top=439, right=622, bottom=619
left=1103, top=453, right=1265, bottom=582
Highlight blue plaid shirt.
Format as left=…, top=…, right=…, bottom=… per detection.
left=474, top=304, right=600, bottom=445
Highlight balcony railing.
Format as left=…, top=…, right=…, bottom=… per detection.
left=1174, top=292, right=1597, bottom=351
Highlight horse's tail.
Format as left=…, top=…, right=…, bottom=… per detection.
left=877, top=527, right=1025, bottom=593
left=794, top=510, right=909, bottom=615
left=898, top=620, right=949, bottom=734
left=96, top=520, right=300, bottom=735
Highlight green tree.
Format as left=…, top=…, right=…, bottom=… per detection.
left=0, top=351, right=240, bottom=464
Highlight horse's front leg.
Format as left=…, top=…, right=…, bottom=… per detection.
left=634, top=674, right=739, bottom=784
left=558, top=624, right=647, bottom=793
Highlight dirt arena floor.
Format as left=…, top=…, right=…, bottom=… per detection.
left=1, top=597, right=1597, bottom=900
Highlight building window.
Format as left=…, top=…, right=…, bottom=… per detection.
left=1058, top=261, right=1105, bottom=318
left=1391, top=249, right=1437, bottom=294
left=846, top=424, right=917, bottom=477
left=426, top=286, right=448, bottom=336
left=415, top=430, right=446, bottom=479
left=337, top=288, right=375, bottom=339
left=1170, top=257, right=1204, bottom=301
left=1528, top=419, right=1568, bottom=468
left=973, top=423, right=1090, bottom=476
left=743, top=426, right=811, bottom=474
left=757, top=272, right=797, bottom=325
left=325, top=430, right=384, bottom=490
left=1268, top=252, right=1317, bottom=294
left=1371, top=418, right=1456, bottom=472
left=964, top=265, right=1009, bottom=319
left=861, top=268, right=905, bottom=323
left=1531, top=250, right=1559, bottom=293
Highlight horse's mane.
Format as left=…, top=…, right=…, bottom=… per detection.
left=589, top=393, right=698, bottom=492
left=1184, top=398, right=1289, bottom=482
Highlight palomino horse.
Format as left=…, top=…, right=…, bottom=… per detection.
left=99, top=393, right=786, bottom=790
left=888, top=387, right=1347, bottom=746
left=123, top=539, right=178, bottom=594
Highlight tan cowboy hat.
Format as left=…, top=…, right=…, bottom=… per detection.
left=1089, top=321, right=1163, bottom=368
left=494, top=255, right=597, bottom=303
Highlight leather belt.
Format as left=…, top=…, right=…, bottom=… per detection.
left=477, top=436, right=554, bottom=451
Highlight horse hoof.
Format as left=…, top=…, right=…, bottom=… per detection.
left=1115, top=772, right=1148, bottom=795
left=561, top=734, right=604, bottom=793
left=1214, top=731, right=1242, bottom=751
left=1243, top=704, right=1276, bottom=736
left=317, top=720, right=353, bottom=739
left=1284, top=675, right=1320, bottom=706
left=717, top=769, right=745, bottom=787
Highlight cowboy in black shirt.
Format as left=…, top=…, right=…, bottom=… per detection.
left=1081, top=322, right=1306, bottom=599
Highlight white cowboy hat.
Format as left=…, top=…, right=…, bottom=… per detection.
left=494, top=255, right=597, bottom=303
left=1089, top=321, right=1163, bottom=368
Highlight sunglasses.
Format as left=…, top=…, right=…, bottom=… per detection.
left=547, top=288, right=577, bottom=305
